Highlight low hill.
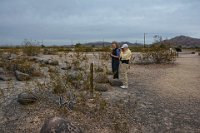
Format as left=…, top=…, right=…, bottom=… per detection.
left=163, top=35, right=200, bottom=48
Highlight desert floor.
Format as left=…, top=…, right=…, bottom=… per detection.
left=0, top=52, right=200, bottom=133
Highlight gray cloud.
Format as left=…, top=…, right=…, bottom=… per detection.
left=0, top=0, right=200, bottom=45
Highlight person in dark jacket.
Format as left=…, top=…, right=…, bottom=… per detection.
left=110, top=41, right=120, bottom=79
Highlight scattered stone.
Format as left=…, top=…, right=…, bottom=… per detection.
left=40, top=117, right=83, bottom=133
left=17, top=92, right=37, bottom=105
left=95, top=83, right=111, bottom=92
left=15, top=70, right=30, bottom=81
left=109, top=78, right=123, bottom=86
left=94, top=73, right=109, bottom=83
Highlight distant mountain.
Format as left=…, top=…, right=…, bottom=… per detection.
left=83, top=41, right=142, bottom=47
left=163, top=35, right=200, bottom=48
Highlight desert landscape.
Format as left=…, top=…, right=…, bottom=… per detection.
left=1, top=0, right=200, bottom=132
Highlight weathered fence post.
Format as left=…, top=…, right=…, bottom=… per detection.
left=90, top=63, right=94, bottom=97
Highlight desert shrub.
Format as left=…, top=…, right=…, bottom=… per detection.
left=129, top=46, right=144, bottom=52
left=70, top=50, right=88, bottom=70
left=0, top=47, right=21, bottom=54
left=95, top=46, right=110, bottom=52
left=54, top=47, right=72, bottom=52
left=74, top=45, right=94, bottom=52
left=22, top=41, right=40, bottom=56
left=49, top=70, right=67, bottom=94
left=139, top=46, right=176, bottom=64
left=43, top=48, right=57, bottom=55
left=13, top=60, right=35, bottom=74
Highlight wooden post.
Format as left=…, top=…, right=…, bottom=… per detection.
left=90, top=63, right=94, bottom=97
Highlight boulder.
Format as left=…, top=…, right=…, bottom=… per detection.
left=95, top=83, right=111, bottom=92
left=94, top=74, right=109, bottom=83
left=109, top=78, right=123, bottom=86
left=15, top=70, right=30, bottom=81
left=17, top=92, right=37, bottom=105
left=40, top=117, right=83, bottom=133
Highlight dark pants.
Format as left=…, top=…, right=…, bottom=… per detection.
left=112, top=60, right=119, bottom=79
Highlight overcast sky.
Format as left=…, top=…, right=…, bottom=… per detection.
left=0, top=0, right=200, bottom=45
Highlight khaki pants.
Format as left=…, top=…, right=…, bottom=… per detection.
left=120, top=63, right=129, bottom=86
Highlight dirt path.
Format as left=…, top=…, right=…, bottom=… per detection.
left=122, top=53, right=200, bottom=132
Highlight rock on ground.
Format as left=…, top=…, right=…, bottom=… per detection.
left=48, top=59, right=59, bottom=66
left=15, top=70, right=31, bottom=81
left=40, top=117, right=83, bottom=133
left=95, top=83, right=112, bottom=92
left=109, top=78, right=123, bottom=86
left=17, top=92, right=38, bottom=105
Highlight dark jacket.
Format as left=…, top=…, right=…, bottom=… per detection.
left=112, top=48, right=120, bottom=62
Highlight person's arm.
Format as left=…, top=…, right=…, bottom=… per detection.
left=111, top=49, right=120, bottom=59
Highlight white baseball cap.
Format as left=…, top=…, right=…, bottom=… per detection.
left=121, top=44, right=128, bottom=48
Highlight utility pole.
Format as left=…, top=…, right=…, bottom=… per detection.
left=103, top=38, right=105, bottom=47
left=144, top=33, right=146, bottom=48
